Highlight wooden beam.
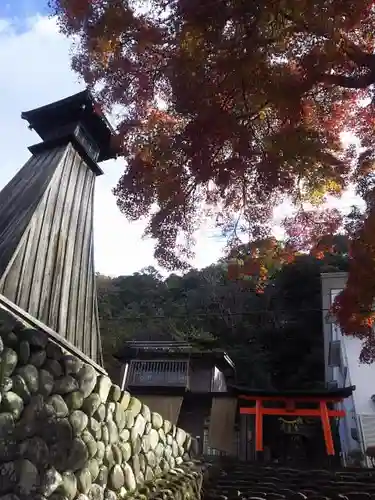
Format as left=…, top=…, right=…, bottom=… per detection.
left=320, top=400, right=335, bottom=455
left=240, top=407, right=345, bottom=417
left=255, top=399, right=263, bottom=452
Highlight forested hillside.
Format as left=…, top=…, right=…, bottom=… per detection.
left=97, top=243, right=348, bottom=389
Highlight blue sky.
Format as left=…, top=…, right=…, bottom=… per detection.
left=0, top=0, right=50, bottom=21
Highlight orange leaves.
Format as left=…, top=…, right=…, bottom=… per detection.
left=227, top=255, right=270, bottom=292
left=313, top=250, right=325, bottom=260
left=55, top=0, right=375, bottom=326
left=93, top=38, right=121, bottom=68
left=226, top=211, right=347, bottom=296
left=52, top=0, right=375, bottom=362
left=146, top=108, right=179, bottom=128
left=226, top=238, right=298, bottom=291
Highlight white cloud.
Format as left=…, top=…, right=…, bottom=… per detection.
left=0, top=15, right=225, bottom=277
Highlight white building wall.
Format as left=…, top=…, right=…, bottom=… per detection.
left=321, top=273, right=375, bottom=467
left=343, top=335, right=375, bottom=413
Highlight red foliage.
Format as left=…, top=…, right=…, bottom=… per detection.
left=226, top=237, right=299, bottom=293
left=333, top=202, right=375, bottom=362
left=51, top=0, right=375, bottom=360
left=282, top=208, right=343, bottom=254
left=226, top=211, right=345, bottom=292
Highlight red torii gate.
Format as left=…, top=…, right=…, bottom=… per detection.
left=235, top=386, right=356, bottom=455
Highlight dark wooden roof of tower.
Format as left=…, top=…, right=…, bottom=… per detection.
left=21, top=89, right=116, bottom=163
left=0, top=90, right=116, bottom=365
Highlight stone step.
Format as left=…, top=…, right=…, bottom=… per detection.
left=203, top=462, right=375, bottom=500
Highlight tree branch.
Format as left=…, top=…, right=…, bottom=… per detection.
left=340, top=36, right=375, bottom=68
left=320, top=71, right=375, bottom=89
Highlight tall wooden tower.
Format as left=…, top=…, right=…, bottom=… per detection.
left=0, top=90, right=115, bottom=365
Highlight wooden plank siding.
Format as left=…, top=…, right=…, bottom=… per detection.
left=0, top=142, right=103, bottom=364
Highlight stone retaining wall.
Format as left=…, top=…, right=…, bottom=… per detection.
left=127, top=461, right=204, bottom=500
left=0, top=308, right=193, bottom=500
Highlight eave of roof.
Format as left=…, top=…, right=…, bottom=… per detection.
left=229, top=384, right=356, bottom=400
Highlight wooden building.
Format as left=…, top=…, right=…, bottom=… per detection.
left=116, top=340, right=356, bottom=463
left=115, top=340, right=238, bottom=454
left=0, top=91, right=116, bottom=364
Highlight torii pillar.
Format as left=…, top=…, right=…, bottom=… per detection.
left=0, top=90, right=116, bottom=365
